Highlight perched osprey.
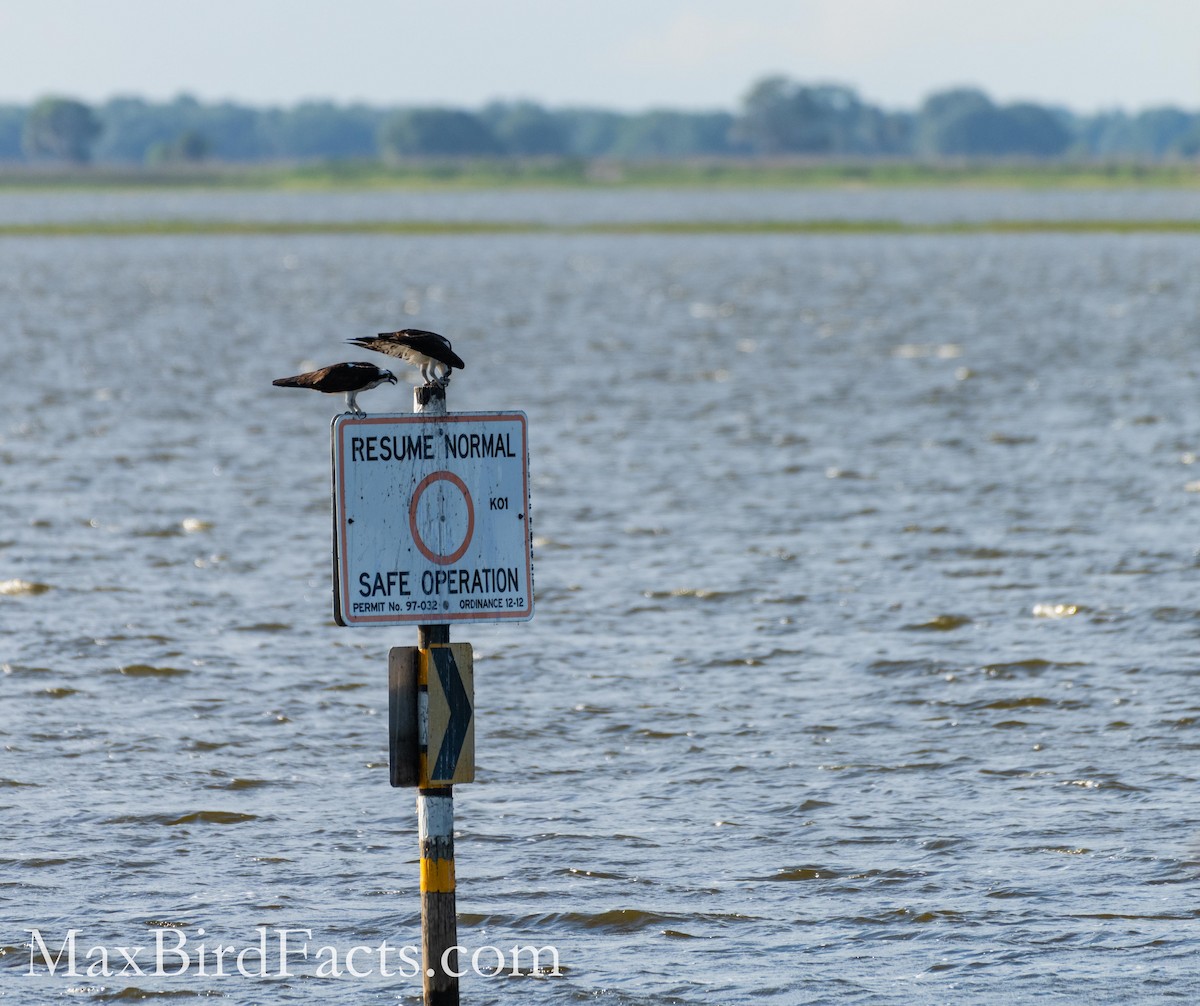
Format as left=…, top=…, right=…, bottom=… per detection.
left=346, top=329, right=465, bottom=387
left=272, top=361, right=396, bottom=416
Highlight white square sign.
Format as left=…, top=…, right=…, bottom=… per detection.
left=331, top=412, right=533, bottom=625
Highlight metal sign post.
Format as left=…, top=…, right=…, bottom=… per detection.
left=331, top=379, right=532, bottom=1005
left=412, top=385, right=459, bottom=1006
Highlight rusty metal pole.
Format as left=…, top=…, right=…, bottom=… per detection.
left=414, top=381, right=460, bottom=1006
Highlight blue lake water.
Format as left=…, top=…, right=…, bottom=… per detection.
left=2, top=188, right=1200, bottom=1003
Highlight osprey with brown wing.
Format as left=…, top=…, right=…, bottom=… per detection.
left=272, top=361, right=397, bottom=416
left=347, top=329, right=465, bottom=387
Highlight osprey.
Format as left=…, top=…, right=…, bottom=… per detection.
left=346, top=329, right=465, bottom=387
left=272, top=361, right=397, bottom=416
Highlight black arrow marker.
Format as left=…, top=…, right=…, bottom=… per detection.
left=431, top=647, right=472, bottom=781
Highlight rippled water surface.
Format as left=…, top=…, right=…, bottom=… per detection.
left=3, top=189, right=1200, bottom=1004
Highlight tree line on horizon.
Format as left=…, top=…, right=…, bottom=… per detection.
left=4, top=77, right=1200, bottom=166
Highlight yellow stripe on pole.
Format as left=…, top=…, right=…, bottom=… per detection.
left=421, top=856, right=456, bottom=893
left=417, top=649, right=430, bottom=687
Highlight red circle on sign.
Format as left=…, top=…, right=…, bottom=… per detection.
left=409, top=471, right=475, bottom=565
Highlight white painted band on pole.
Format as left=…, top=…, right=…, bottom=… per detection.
left=418, top=793, right=455, bottom=837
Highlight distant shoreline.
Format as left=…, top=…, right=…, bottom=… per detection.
left=5, top=218, right=1200, bottom=237
left=2, top=159, right=1200, bottom=192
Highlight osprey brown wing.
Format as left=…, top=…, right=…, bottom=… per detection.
left=272, top=361, right=397, bottom=417
left=272, top=361, right=391, bottom=393
left=349, top=329, right=465, bottom=370
left=379, top=329, right=466, bottom=370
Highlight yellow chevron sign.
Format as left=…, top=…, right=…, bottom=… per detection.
left=419, top=643, right=474, bottom=786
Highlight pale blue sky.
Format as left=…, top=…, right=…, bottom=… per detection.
left=1, top=0, right=1196, bottom=112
